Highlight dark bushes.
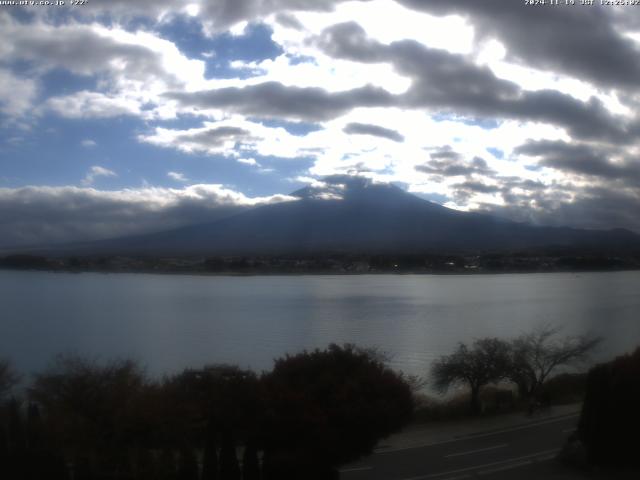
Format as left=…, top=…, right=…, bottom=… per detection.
left=578, top=347, right=640, bottom=469
left=538, top=373, right=586, bottom=405
left=0, top=344, right=414, bottom=479
left=261, top=344, right=414, bottom=478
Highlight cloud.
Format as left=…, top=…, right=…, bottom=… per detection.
left=316, top=21, right=388, bottom=63
left=166, top=81, right=395, bottom=122
left=396, top=1, right=640, bottom=91
left=453, top=180, right=500, bottom=194
left=0, top=184, right=296, bottom=248
left=515, top=140, right=640, bottom=185
left=506, top=91, right=630, bottom=144
left=1, top=18, right=197, bottom=84
left=81, top=139, right=97, bottom=148
left=74, top=0, right=187, bottom=21
left=314, top=22, right=633, bottom=143
left=195, top=0, right=372, bottom=34
left=237, top=157, right=259, bottom=166
left=141, top=124, right=254, bottom=156
left=416, top=147, right=494, bottom=178
left=316, top=22, right=513, bottom=95
left=46, top=91, right=142, bottom=119
left=479, top=184, right=640, bottom=234
left=175, top=126, right=252, bottom=148
left=70, top=0, right=372, bottom=34
left=1, top=15, right=205, bottom=120
left=81, top=166, right=117, bottom=186
left=451, top=180, right=501, bottom=203
left=167, top=171, right=188, bottom=182
left=0, top=68, right=38, bottom=118
left=275, top=13, right=305, bottom=30
left=139, top=119, right=327, bottom=160
left=343, top=122, right=404, bottom=142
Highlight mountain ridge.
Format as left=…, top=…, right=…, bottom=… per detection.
left=30, top=175, right=637, bottom=257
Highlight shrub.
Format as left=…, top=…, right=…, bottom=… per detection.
left=578, top=347, right=640, bottom=468
left=261, top=344, right=414, bottom=478
left=538, top=373, right=586, bottom=405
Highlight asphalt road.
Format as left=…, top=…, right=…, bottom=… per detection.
left=339, top=414, right=579, bottom=480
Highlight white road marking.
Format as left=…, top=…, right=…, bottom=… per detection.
left=399, top=448, right=560, bottom=480
left=376, top=414, right=578, bottom=454
left=431, top=476, right=471, bottom=480
left=477, top=460, right=531, bottom=475
left=477, top=452, right=557, bottom=476
left=339, top=466, right=372, bottom=473
left=444, top=443, right=508, bottom=458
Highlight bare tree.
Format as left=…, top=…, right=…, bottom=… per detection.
left=431, top=338, right=511, bottom=414
left=507, top=325, right=601, bottom=400
left=0, top=359, right=20, bottom=400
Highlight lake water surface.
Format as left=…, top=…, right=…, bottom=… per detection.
left=1, top=270, right=639, bottom=379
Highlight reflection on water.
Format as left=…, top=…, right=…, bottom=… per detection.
left=1, top=270, right=639, bottom=378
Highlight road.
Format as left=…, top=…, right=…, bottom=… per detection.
left=340, top=414, right=579, bottom=480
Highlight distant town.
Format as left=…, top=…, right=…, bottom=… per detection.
left=2, top=252, right=639, bottom=275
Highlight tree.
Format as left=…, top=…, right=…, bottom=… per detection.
left=73, top=454, right=94, bottom=480
left=177, top=447, right=199, bottom=480
left=219, top=430, right=240, bottom=480
left=261, top=344, right=414, bottom=479
left=28, top=354, right=149, bottom=456
left=507, top=325, right=601, bottom=400
left=7, top=397, right=25, bottom=452
left=161, top=364, right=262, bottom=444
left=0, top=359, right=20, bottom=401
left=0, top=425, right=8, bottom=474
left=431, top=338, right=511, bottom=415
left=26, top=402, right=44, bottom=451
left=157, top=449, right=177, bottom=480
left=242, top=439, right=260, bottom=480
left=201, top=424, right=219, bottom=480
left=5, top=398, right=25, bottom=479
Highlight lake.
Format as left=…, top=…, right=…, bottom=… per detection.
left=1, top=270, right=639, bottom=381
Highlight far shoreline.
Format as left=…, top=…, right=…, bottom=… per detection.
left=2, top=251, right=639, bottom=277
left=2, top=266, right=640, bottom=278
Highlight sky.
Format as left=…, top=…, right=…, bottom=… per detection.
left=1, top=0, right=640, bottom=247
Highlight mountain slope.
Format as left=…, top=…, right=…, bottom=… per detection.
left=46, top=176, right=640, bottom=256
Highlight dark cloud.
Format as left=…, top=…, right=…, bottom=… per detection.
left=343, top=122, right=404, bottom=142
left=81, top=0, right=184, bottom=19
left=274, top=13, right=305, bottom=30
left=397, top=0, right=640, bottom=91
left=315, top=22, right=632, bottom=143
left=515, top=140, right=640, bottom=184
left=0, top=186, right=293, bottom=248
left=498, top=177, right=546, bottom=192
left=508, top=91, right=629, bottom=144
left=416, top=148, right=494, bottom=177
left=166, top=81, right=395, bottom=122
left=316, top=22, right=517, bottom=105
left=393, top=43, right=632, bottom=143
left=430, top=146, right=462, bottom=161
left=65, top=0, right=371, bottom=33
left=451, top=180, right=500, bottom=203
left=316, top=22, right=387, bottom=62
left=1, top=17, right=182, bottom=87
left=196, top=0, right=372, bottom=32
left=175, top=126, right=252, bottom=147
left=478, top=184, right=640, bottom=234
left=453, top=180, right=500, bottom=194
left=390, top=40, right=517, bottom=108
